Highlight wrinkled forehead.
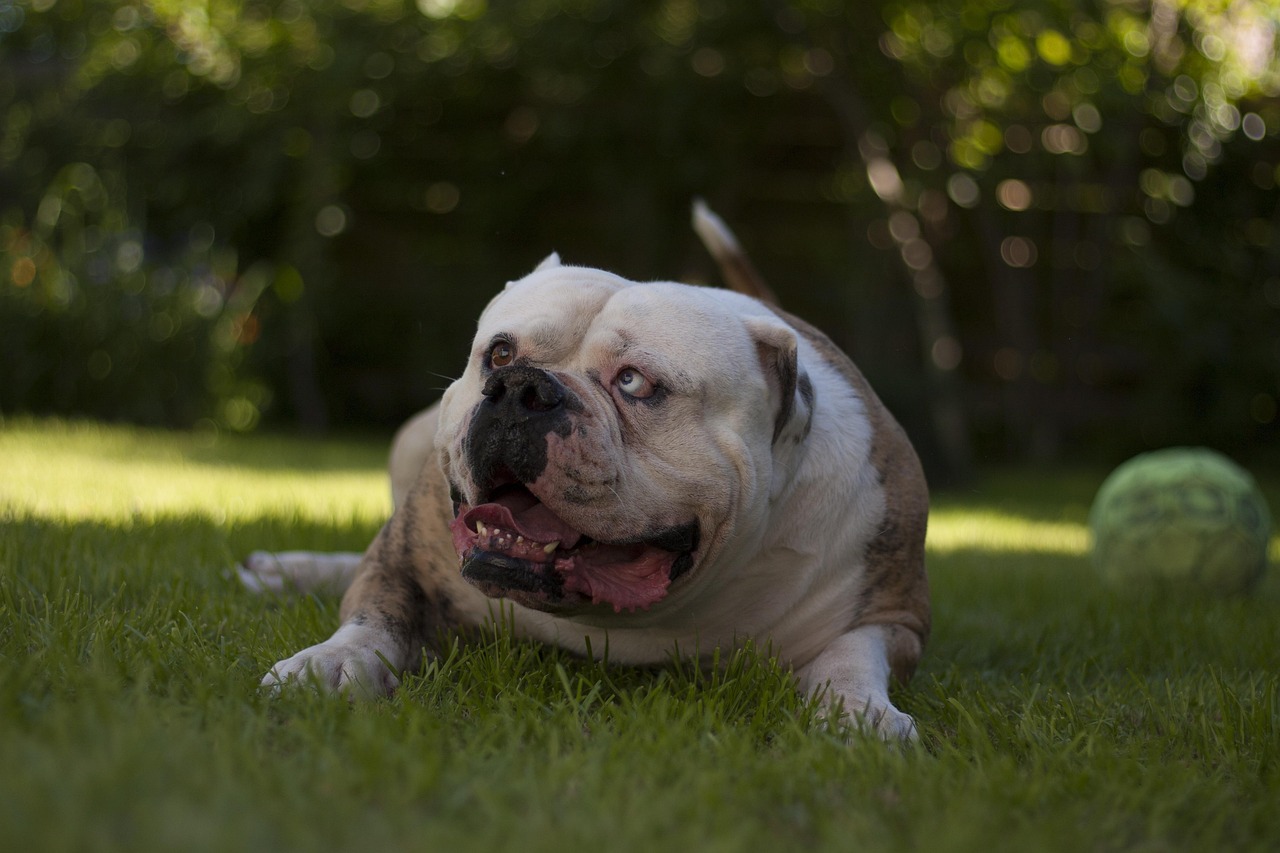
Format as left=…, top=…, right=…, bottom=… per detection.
left=476, top=267, right=628, bottom=354
left=477, top=272, right=756, bottom=374
left=586, top=283, right=756, bottom=371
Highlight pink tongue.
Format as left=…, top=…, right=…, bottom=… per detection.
left=514, top=501, right=582, bottom=546
left=462, top=490, right=583, bottom=549
left=450, top=488, right=678, bottom=613
left=559, top=546, right=674, bottom=612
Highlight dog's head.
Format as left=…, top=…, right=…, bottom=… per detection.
left=437, top=255, right=809, bottom=615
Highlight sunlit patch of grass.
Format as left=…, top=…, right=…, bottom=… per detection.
left=0, top=417, right=390, bottom=525
left=928, top=510, right=1090, bottom=556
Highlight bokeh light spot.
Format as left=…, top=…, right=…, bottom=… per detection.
left=315, top=205, right=348, bottom=237
left=996, top=179, right=1033, bottom=211
left=946, top=173, right=980, bottom=208
left=425, top=182, right=460, bottom=214
left=1000, top=236, right=1038, bottom=267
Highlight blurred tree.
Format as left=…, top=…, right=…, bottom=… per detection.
left=1, top=0, right=1277, bottom=472
left=738, top=0, right=1280, bottom=465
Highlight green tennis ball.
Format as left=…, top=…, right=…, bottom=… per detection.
left=1089, top=448, right=1272, bottom=594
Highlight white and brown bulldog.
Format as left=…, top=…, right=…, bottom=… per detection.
left=244, top=205, right=930, bottom=739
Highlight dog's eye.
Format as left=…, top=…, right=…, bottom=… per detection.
left=615, top=367, right=654, bottom=399
left=489, top=341, right=515, bottom=368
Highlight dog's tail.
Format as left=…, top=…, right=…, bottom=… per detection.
left=692, top=200, right=780, bottom=307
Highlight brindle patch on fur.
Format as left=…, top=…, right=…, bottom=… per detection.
left=339, top=473, right=462, bottom=659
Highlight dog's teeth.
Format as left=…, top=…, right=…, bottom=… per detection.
left=543, top=541, right=559, bottom=554
left=516, top=536, right=524, bottom=545
left=475, top=522, right=487, bottom=536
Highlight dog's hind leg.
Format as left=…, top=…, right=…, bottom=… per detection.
left=238, top=550, right=362, bottom=595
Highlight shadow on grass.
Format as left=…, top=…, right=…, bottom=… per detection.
left=924, top=546, right=1280, bottom=690
left=931, top=468, right=1108, bottom=525
left=180, top=430, right=394, bottom=474
left=0, top=511, right=380, bottom=602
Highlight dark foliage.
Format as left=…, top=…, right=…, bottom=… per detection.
left=2, top=0, right=1277, bottom=476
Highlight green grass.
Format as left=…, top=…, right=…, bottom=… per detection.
left=2, top=417, right=1278, bottom=852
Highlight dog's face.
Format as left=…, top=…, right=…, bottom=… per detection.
left=436, top=258, right=801, bottom=615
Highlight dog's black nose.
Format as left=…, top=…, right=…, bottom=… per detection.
left=468, top=366, right=574, bottom=486
left=482, top=366, right=565, bottom=415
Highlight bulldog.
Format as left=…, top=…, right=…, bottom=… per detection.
left=244, top=204, right=930, bottom=739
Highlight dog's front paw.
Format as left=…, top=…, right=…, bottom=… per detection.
left=261, top=624, right=402, bottom=699
left=798, top=626, right=922, bottom=743
left=814, top=693, right=918, bottom=742
left=843, top=700, right=918, bottom=742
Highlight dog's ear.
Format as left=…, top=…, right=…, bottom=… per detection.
left=533, top=252, right=561, bottom=272
left=506, top=253, right=563, bottom=290
left=744, top=316, right=809, bottom=444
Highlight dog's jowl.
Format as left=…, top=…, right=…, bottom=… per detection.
left=245, top=205, right=930, bottom=740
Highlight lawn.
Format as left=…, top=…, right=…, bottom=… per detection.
left=2, top=417, right=1278, bottom=852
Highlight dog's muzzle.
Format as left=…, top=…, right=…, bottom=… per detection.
left=452, top=365, right=698, bottom=613
left=465, top=365, right=577, bottom=487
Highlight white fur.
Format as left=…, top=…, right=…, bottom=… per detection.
left=249, top=258, right=915, bottom=739
left=238, top=550, right=362, bottom=595
left=261, top=622, right=405, bottom=699
left=435, top=269, right=902, bottom=732
left=797, top=625, right=917, bottom=740
left=691, top=199, right=740, bottom=257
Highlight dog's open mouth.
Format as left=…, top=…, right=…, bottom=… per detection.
left=448, top=482, right=698, bottom=613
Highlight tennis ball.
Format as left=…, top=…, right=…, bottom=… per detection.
left=1089, top=448, right=1272, bottom=594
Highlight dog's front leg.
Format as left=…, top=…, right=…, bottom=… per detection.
left=260, top=512, right=449, bottom=698
left=796, top=624, right=919, bottom=741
